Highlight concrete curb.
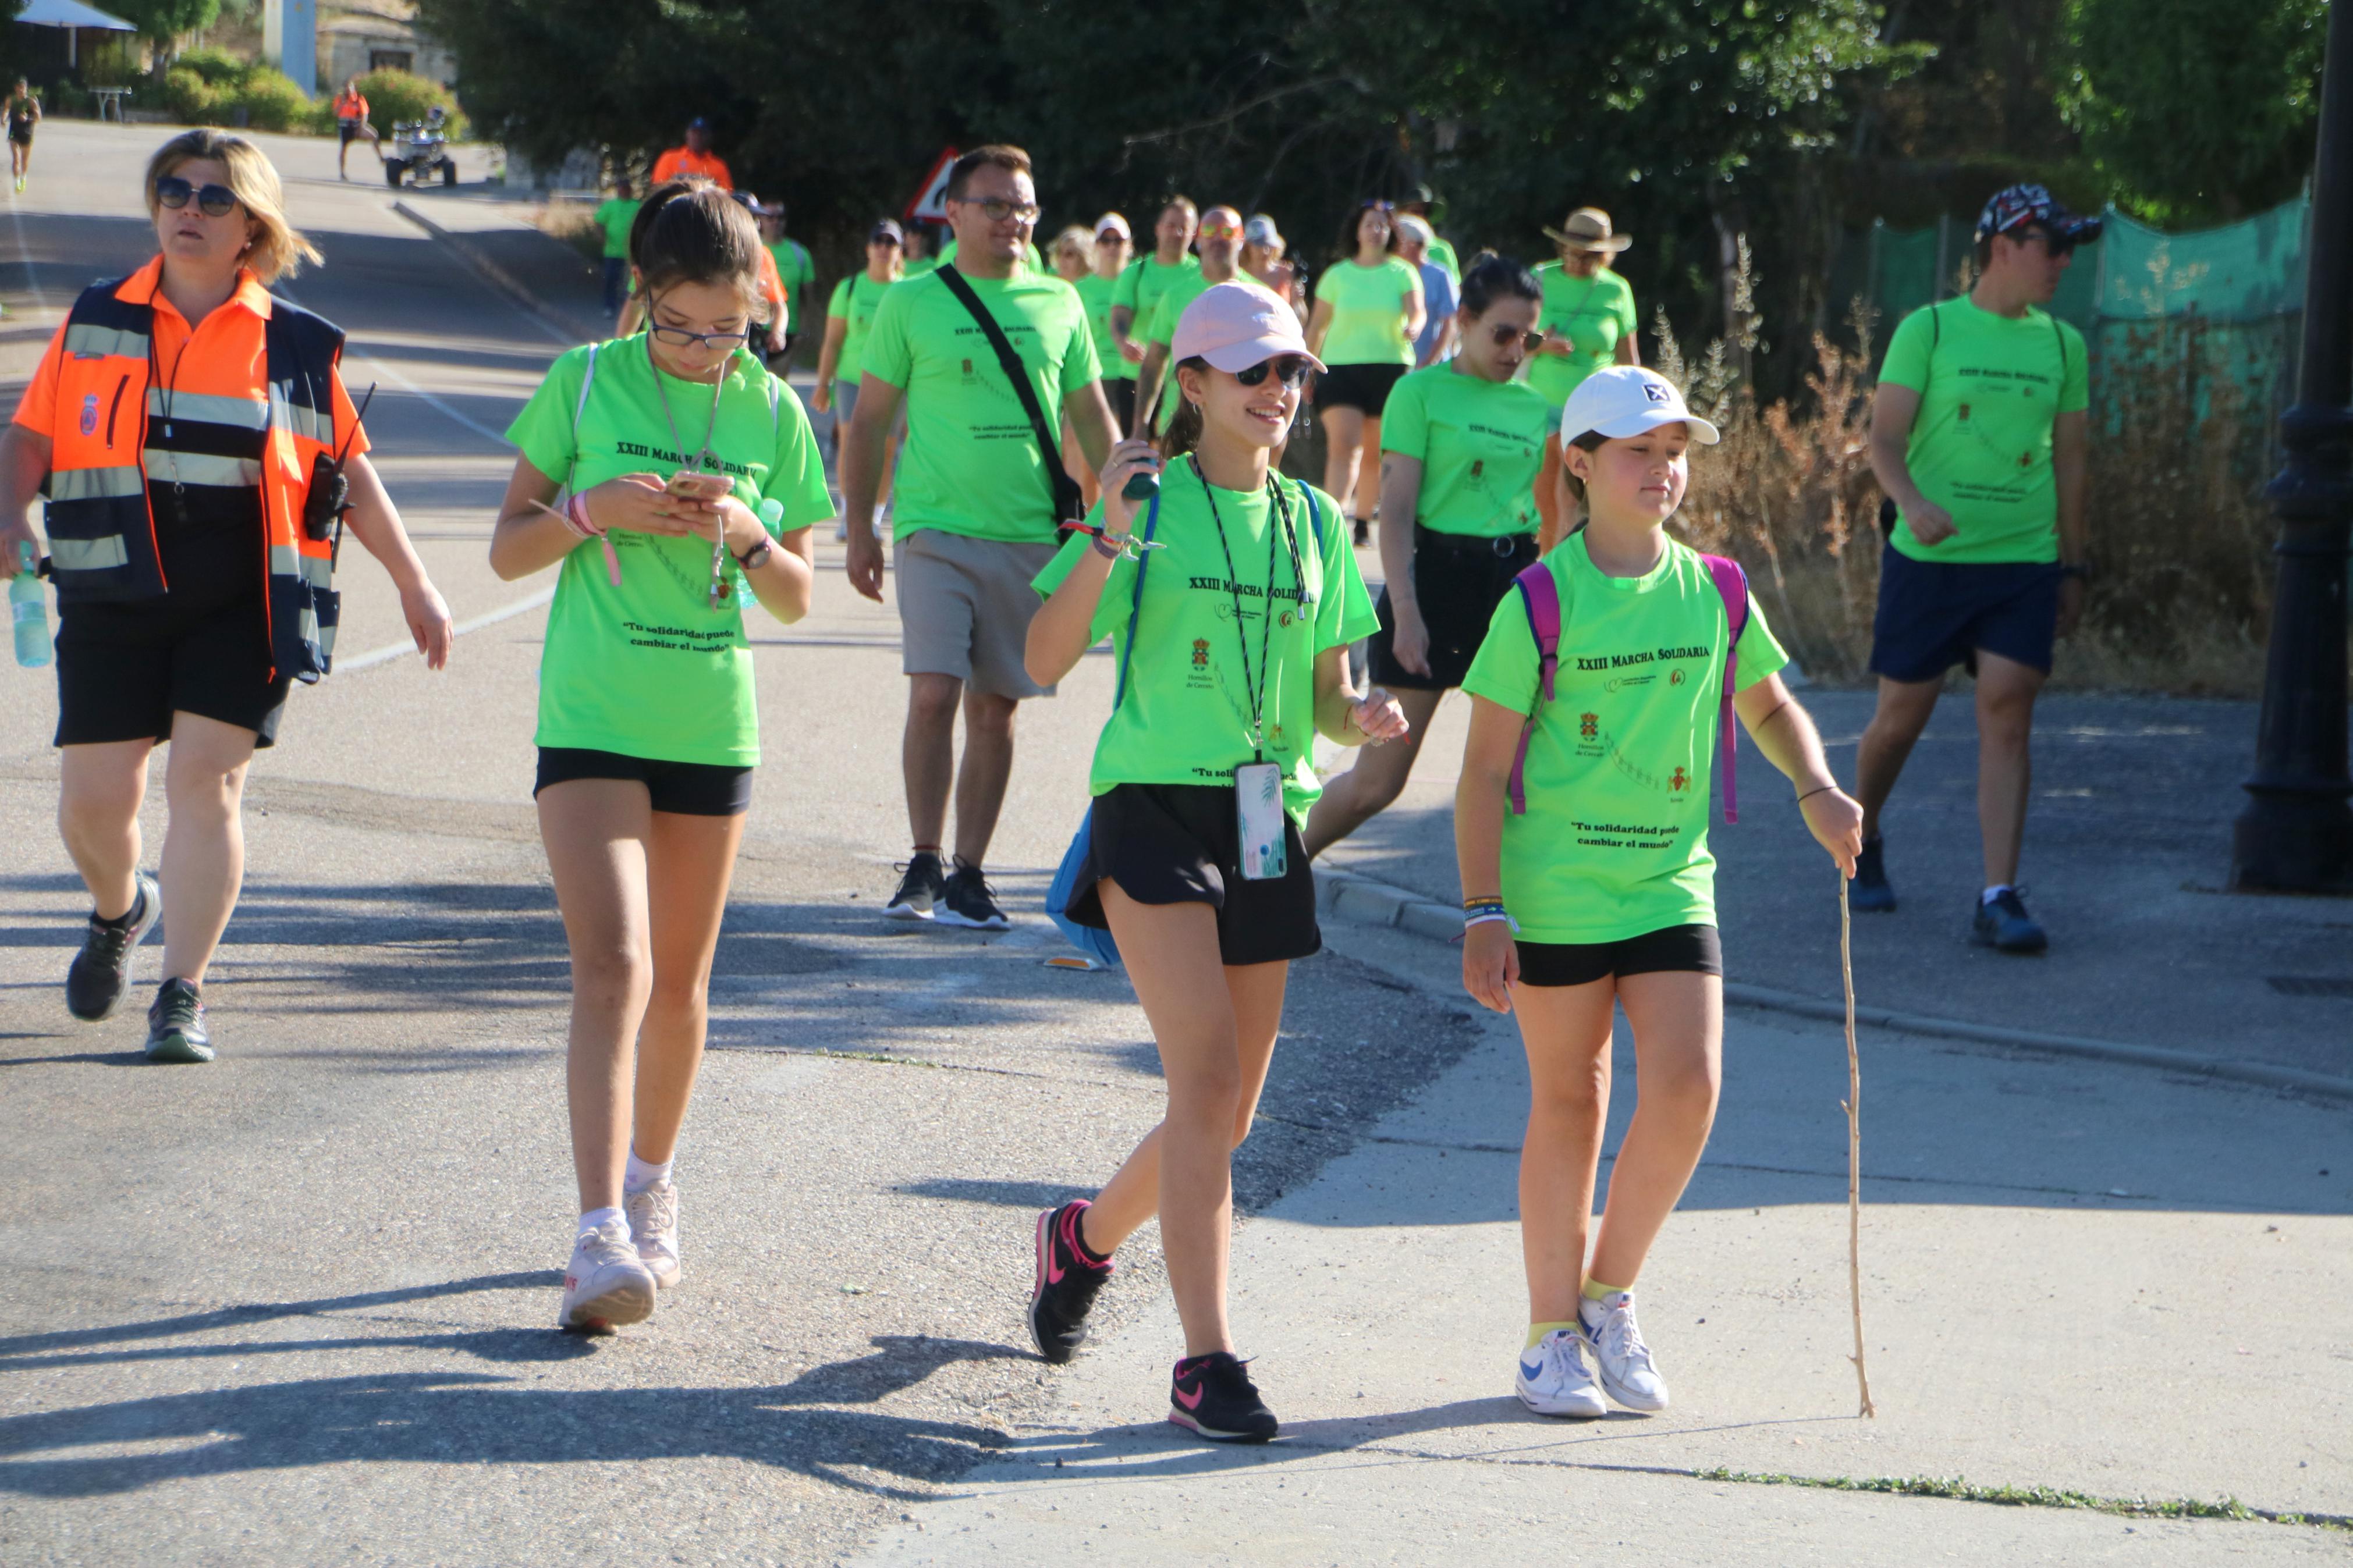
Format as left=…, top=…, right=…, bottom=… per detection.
left=1312, top=864, right=2353, bottom=1104
left=389, top=198, right=600, bottom=344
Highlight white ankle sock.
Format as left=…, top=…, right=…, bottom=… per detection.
left=624, top=1150, right=673, bottom=1193
left=1982, top=884, right=2011, bottom=905
left=579, top=1205, right=626, bottom=1239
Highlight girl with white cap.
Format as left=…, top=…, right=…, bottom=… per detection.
left=1023, top=278, right=1407, bottom=1443
left=1454, top=365, right=1861, bottom=1420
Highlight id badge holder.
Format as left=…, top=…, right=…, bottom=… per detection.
left=1233, top=761, right=1289, bottom=881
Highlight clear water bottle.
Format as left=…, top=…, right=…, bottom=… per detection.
left=11, top=541, right=50, bottom=668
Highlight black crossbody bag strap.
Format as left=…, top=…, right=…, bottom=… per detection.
left=935, top=265, right=1085, bottom=528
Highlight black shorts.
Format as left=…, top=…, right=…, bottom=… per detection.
left=534, top=747, right=754, bottom=816
left=1103, top=377, right=1138, bottom=435
left=1869, top=541, right=2061, bottom=683
left=338, top=119, right=364, bottom=146
left=54, top=592, right=290, bottom=749
left=1516, top=923, right=1723, bottom=988
left=1062, top=781, right=1319, bottom=967
left=1368, top=525, right=1539, bottom=690
left=1316, top=361, right=1408, bottom=417
left=7, top=129, right=30, bottom=148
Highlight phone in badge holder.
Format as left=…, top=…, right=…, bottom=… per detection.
left=1234, top=761, right=1287, bottom=881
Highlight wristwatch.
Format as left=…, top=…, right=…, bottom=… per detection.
left=734, top=537, right=773, bottom=571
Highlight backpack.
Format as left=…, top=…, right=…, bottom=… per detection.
left=1506, top=552, right=1752, bottom=823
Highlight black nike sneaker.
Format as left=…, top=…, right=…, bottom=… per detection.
left=1028, top=1200, right=1113, bottom=1363
left=936, top=859, right=1009, bottom=931
left=66, top=872, right=161, bottom=1022
left=883, top=852, right=945, bottom=920
left=144, top=977, right=212, bottom=1064
left=1168, top=1351, right=1279, bottom=1443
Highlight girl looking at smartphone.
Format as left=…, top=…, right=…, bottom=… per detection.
left=1024, top=280, right=1407, bottom=1442
left=488, top=180, right=833, bottom=1332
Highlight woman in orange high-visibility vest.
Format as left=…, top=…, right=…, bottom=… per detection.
left=0, top=129, right=455, bottom=1064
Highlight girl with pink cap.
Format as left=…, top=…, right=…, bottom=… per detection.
left=1022, top=279, right=1408, bottom=1443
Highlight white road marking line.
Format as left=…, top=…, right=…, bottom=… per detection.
left=336, top=585, right=553, bottom=673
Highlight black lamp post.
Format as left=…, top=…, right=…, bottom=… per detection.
left=2231, top=0, right=2353, bottom=894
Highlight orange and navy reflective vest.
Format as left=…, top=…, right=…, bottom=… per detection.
left=44, top=258, right=347, bottom=683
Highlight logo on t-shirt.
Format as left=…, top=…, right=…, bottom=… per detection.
left=1579, top=712, right=1598, bottom=739
left=1958, top=403, right=1972, bottom=422
left=1670, top=766, right=1690, bottom=794
left=1192, top=638, right=1210, bottom=667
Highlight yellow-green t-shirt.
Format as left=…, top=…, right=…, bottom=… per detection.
left=1032, top=464, right=1379, bottom=824
left=766, top=237, right=815, bottom=334
left=1426, top=234, right=1461, bottom=283
left=1313, top=255, right=1421, bottom=367
left=1878, top=297, right=2089, bottom=565
left=861, top=267, right=1102, bottom=545
left=1074, top=271, right=1130, bottom=382
left=1460, top=532, right=1787, bottom=943
left=1110, top=253, right=1202, bottom=364
left=1141, top=267, right=1225, bottom=432
left=826, top=271, right=892, bottom=387
left=504, top=339, right=836, bottom=767
left=1528, top=262, right=1638, bottom=407
left=592, top=197, right=640, bottom=259
left=939, top=237, right=1045, bottom=273
left=1379, top=362, right=1552, bottom=538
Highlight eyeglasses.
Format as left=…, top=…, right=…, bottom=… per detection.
left=952, top=196, right=1041, bottom=225
left=155, top=176, right=239, bottom=218
left=1490, top=325, right=1546, bottom=350
left=1234, top=355, right=1315, bottom=389
left=646, top=297, right=752, bottom=351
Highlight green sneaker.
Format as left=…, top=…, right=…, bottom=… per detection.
left=144, top=977, right=213, bottom=1063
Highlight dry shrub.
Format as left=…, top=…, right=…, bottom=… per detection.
left=1651, top=250, right=2280, bottom=695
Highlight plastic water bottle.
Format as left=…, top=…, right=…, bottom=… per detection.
left=11, top=541, right=49, bottom=668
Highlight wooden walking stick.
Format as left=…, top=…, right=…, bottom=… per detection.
left=1839, top=873, right=1876, bottom=1417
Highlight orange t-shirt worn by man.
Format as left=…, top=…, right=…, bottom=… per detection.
left=650, top=145, right=732, bottom=191
left=332, top=90, right=367, bottom=123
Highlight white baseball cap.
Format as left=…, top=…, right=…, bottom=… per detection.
left=1095, top=211, right=1131, bottom=240
left=1171, top=279, right=1326, bottom=373
left=1559, top=365, right=1720, bottom=449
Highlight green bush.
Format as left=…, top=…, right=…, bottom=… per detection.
left=349, top=69, right=466, bottom=140
left=150, top=49, right=359, bottom=135
left=228, top=66, right=307, bottom=131
left=158, top=64, right=223, bottom=125
left=172, top=45, right=246, bottom=87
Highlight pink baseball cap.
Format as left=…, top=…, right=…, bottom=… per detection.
left=1170, top=280, right=1325, bottom=374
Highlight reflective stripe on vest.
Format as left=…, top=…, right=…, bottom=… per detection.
left=62, top=321, right=151, bottom=360
left=49, top=465, right=144, bottom=500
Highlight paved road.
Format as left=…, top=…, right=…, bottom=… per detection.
left=1, top=123, right=2346, bottom=1566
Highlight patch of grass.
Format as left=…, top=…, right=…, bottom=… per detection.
left=1693, top=1467, right=2350, bottom=1531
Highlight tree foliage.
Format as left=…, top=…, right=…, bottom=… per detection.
left=106, top=0, right=224, bottom=53
left=2061, top=0, right=2327, bottom=220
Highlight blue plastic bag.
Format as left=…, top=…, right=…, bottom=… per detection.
left=1046, top=808, right=1122, bottom=969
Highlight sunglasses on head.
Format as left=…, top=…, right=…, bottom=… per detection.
left=1234, top=355, right=1314, bottom=389
left=1489, top=325, right=1545, bottom=350
left=156, top=175, right=239, bottom=218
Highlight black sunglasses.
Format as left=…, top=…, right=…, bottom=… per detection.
left=1490, top=325, right=1546, bottom=350
left=1234, top=355, right=1315, bottom=389
left=156, top=175, right=240, bottom=219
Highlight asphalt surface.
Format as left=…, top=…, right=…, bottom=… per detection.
left=2, top=123, right=2347, bottom=1566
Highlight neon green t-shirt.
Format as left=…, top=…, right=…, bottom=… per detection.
left=1110, top=253, right=1202, bottom=362
left=1074, top=271, right=1130, bottom=382
left=1033, top=463, right=1378, bottom=824
left=1379, top=363, right=1552, bottom=538
left=902, top=253, right=941, bottom=279
left=1878, top=297, right=2089, bottom=565
left=1314, top=256, right=1420, bottom=367
left=505, top=340, right=835, bottom=766
left=1461, top=532, right=1788, bottom=943
left=766, top=237, right=815, bottom=334
left=592, top=198, right=641, bottom=260
left=1528, top=262, right=1639, bottom=408
left=826, top=271, right=892, bottom=387
left=861, top=267, right=1102, bottom=546
left=1426, top=234, right=1460, bottom=283
left=1140, top=266, right=1226, bottom=432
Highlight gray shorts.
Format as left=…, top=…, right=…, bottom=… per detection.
left=893, top=527, right=1059, bottom=699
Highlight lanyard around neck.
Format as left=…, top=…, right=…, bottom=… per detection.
left=1196, top=458, right=1307, bottom=758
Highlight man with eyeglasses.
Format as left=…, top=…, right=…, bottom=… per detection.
left=843, top=144, right=1119, bottom=930
left=1853, top=183, right=2101, bottom=954
left=1132, top=204, right=1245, bottom=436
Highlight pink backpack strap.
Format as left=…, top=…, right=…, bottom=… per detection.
left=1700, top=554, right=1751, bottom=824
left=1506, top=563, right=1561, bottom=817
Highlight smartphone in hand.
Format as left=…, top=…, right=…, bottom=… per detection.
left=665, top=471, right=732, bottom=502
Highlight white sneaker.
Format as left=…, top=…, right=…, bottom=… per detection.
left=1581, top=1291, right=1670, bottom=1411
left=1515, top=1327, right=1607, bottom=1418
left=559, top=1218, right=656, bottom=1331
left=624, top=1179, right=681, bottom=1288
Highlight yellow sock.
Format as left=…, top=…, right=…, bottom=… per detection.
left=1582, top=1277, right=1628, bottom=1303
left=1525, top=1320, right=1580, bottom=1350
